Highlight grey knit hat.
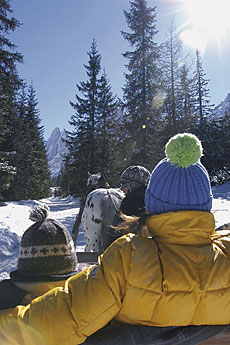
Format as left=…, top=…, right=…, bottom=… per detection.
left=120, top=166, right=150, bottom=191
left=10, top=204, right=78, bottom=282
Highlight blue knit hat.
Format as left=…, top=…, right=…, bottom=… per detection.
left=145, top=133, right=213, bottom=214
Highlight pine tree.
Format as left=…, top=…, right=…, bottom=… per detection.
left=58, top=160, right=70, bottom=196
left=0, top=0, right=23, bottom=198
left=0, top=152, right=16, bottom=200
left=6, top=83, right=51, bottom=200
left=159, top=21, right=183, bottom=133
left=65, top=39, right=101, bottom=195
left=65, top=40, right=120, bottom=195
left=24, top=83, right=50, bottom=199
left=96, top=70, right=121, bottom=185
left=4, top=83, right=28, bottom=200
left=207, top=110, right=230, bottom=184
left=177, top=63, right=197, bottom=132
left=193, top=49, right=213, bottom=127
left=121, top=0, right=161, bottom=168
left=192, top=50, right=215, bottom=176
left=219, top=110, right=230, bottom=182
left=159, top=21, right=198, bottom=139
left=199, top=117, right=224, bottom=184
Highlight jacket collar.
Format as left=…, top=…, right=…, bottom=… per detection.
left=145, top=211, right=215, bottom=245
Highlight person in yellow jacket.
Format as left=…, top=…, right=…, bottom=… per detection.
left=1, top=133, right=230, bottom=345
left=0, top=203, right=79, bottom=310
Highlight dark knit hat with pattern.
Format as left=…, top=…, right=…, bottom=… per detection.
left=120, top=166, right=150, bottom=192
left=10, top=204, right=78, bottom=282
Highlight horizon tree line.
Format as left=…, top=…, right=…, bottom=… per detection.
left=60, top=0, right=229, bottom=196
left=1, top=0, right=229, bottom=201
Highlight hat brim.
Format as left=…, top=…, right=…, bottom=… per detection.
left=10, top=269, right=79, bottom=282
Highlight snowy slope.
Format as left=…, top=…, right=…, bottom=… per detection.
left=0, top=182, right=230, bottom=280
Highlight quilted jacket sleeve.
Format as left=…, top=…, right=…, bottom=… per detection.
left=0, top=236, right=132, bottom=345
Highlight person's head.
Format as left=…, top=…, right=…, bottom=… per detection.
left=120, top=165, right=150, bottom=195
left=145, top=133, right=213, bottom=215
left=10, top=204, right=78, bottom=282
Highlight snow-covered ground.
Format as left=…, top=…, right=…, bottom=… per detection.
left=1, top=182, right=230, bottom=280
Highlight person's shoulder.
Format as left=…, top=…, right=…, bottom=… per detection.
left=128, top=186, right=146, bottom=197
left=102, top=234, right=135, bottom=259
left=0, top=279, right=27, bottom=310
left=0, top=279, right=10, bottom=285
left=0, top=279, right=17, bottom=291
left=105, top=234, right=159, bottom=271
left=107, top=233, right=135, bottom=248
left=106, top=233, right=154, bottom=253
left=133, top=186, right=146, bottom=196
left=125, top=187, right=146, bottom=203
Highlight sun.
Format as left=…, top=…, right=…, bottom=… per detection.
left=179, top=0, right=230, bottom=50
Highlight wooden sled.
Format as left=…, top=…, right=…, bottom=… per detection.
left=200, top=328, right=230, bottom=344
left=76, top=251, right=100, bottom=263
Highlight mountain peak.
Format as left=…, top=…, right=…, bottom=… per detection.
left=46, top=128, right=68, bottom=179
left=225, top=93, right=230, bottom=103
left=212, top=93, right=230, bottom=119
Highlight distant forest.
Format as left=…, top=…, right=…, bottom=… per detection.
left=1, top=0, right=229, bottom=201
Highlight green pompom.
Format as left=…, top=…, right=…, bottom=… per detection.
left=165, top=133, right=202, bottom=168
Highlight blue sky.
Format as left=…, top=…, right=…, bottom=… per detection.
left=10, top=0, right=230, bottom=140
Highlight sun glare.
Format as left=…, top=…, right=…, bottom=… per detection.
left=179, top=0, right=230, bottom=50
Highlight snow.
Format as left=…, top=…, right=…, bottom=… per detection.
left=212, top=182, right=230, bottom=228
left=0, top=183, right=230, bottom=281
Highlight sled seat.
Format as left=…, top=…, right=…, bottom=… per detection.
left=83, top=324, right=230, bottom=345
left=76, top=251, right=99, bottom=263
left=200, top=328, right=230, bottom=344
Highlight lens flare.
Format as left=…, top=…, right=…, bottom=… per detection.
left=180, top=0, right=230, bottom=50
left=152, top=92, right=166, bottom=110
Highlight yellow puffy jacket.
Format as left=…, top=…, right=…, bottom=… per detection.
left=1, top=211, right=230, bottom=345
